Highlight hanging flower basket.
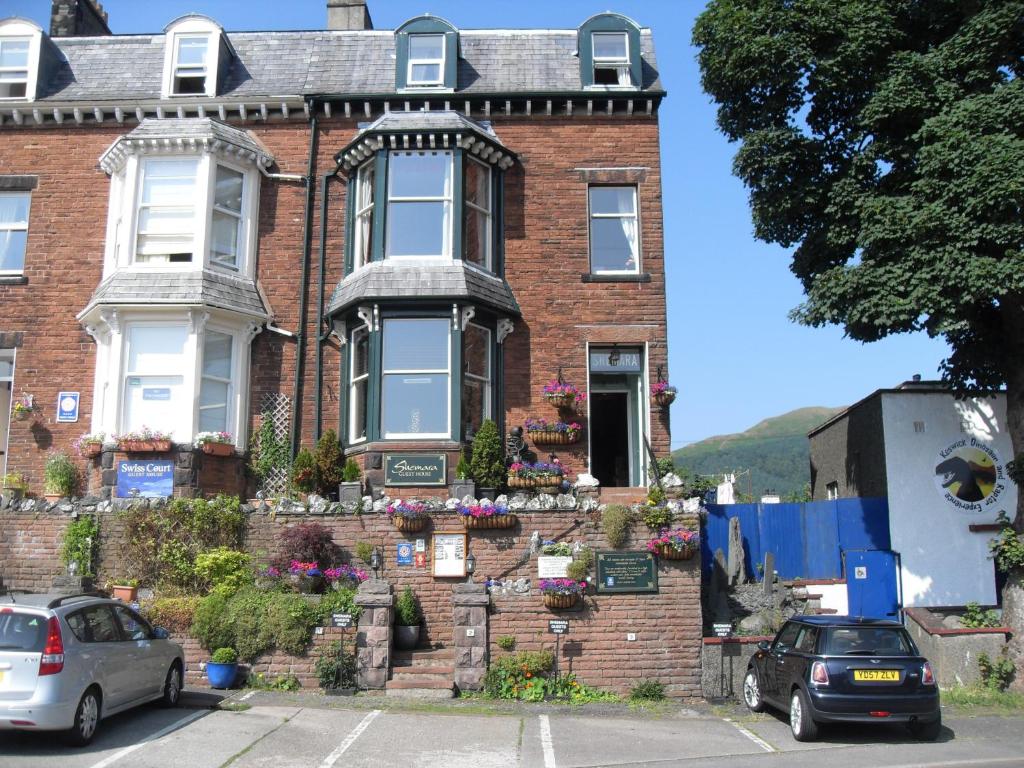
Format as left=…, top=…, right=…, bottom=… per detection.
left=647, top=528, right=700, bottom=561
left=200, top=442, right=235, bottom=457
left=542, top=381, right=586, bottom=411
left=387, top=502, right=430, bottom=533
left=118, top=439, right=173, bottom=453
left=393, top=515, right=427, bottom=533
left=545, top=393, right=576, bottom=409
left=529, top=430, right=580, bottom=445
left=656, top=542, right=696, bottom=561
left=507, top=474, right=563, bottom=490
left=543, top=592, right=578, bottom=610
left=651, top=382, right=677, bottom=408
left=12, top=408, right=32, bottom=422
left=460, top=505, right=517, bottom=530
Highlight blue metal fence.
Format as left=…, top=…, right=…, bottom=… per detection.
left=700, top=498, right=890, bottom=581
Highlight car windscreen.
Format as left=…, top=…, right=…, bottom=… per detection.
left=0, top=611, right=47, bottom=652
left=824, top=626, right=914, bottom=656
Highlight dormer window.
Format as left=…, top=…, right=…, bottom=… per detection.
left=0, top=38, right=30, bottom=99
left=171, top=35, right=209, bottom=95
left=592, top=32, right=630, bottom=86
left=407, top=34, right=445, bottom=86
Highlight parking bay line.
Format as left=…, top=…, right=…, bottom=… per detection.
left=539, top=714, right=557, bottom=768
left=721, top=717, right=776, bottom=753
left=317, top=708, right=381, bottom=768
left=88, top=709, right=208, bottom=768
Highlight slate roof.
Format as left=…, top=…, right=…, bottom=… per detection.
left=81, top=270, right=269, bottom=318
left=31, top=28, right=662, bottom=103
left=328, top=261, right=520, bottom=317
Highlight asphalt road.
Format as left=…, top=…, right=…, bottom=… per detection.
left=1, top=691, right=1023, bottom=768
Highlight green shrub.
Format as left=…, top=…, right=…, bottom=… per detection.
left=601, top=504, right=633, bottom=548
left=227, top=588, right=274, bottom=662
left=60, top=515, right=98, bottom=577
left=629, top=680, right=666, bottom=701
left=483, top=650, right=554, bottom=699
left=44, top=451, right=79, bottom=497
left=455, top=450, right=471, bottom=480
left=979, top=652, right=1016, bottom=692
left=395, top=586, right=421, bottom=626
left=646, top=485, right=666, bottom=506
left=143, top=596, right=200, bottom=635
left=291, top=448, right=317, bottom=493
left=566, top=547, right=593, bottom=582
left=989, top=512, right=1024, bottom=573
left=314, top=429, right=344, bottom=496
left=194, top=547, right=253, bottom=596
left=496, top=635, right=516, bottom=651
left=962, top=602, right=1001, bottom=629
left=470, top=420, right=505, bottom=488
left=246, top=672, right=301, bottom=691
left=315, top=640, right=357, bottom=689
left=191, top=592, right=235, bottom=652
left=211, top=647, right=238, bottom=664
left=354, top=541, right=375, bottom=564
left=316, top=587, right=362, bottom=625
left=642, top=504, right=673, bottom=531
left=341, top=459, right=362, bottom=483
left=264, top=591, right=319, bottom=656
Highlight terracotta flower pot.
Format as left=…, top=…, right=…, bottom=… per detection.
left=656, top=543, right=696, bottom=561
left=80, top=443, right=102, bottom=459
left=111, top=584, right=138, bottom=602
left=200, top=442, right=234, bottom=457
left=543, top=592, right=578, bottom=610
left=463, top=513, right=517, bottom=530
left=118, top=439, right=172, bottom=453
left=393, top=515, right=427, bottom=533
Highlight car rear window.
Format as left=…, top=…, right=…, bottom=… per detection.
left=824, top=626, right=913, bottom=656
left=0, top=611, right=47, bottom=652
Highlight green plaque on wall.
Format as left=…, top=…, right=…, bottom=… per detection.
left=595, top=551, right=658, bottom=593
left=384, top=453, right=447, bottom=486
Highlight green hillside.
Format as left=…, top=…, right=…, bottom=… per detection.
left=671, top=406, right=844, bottom=499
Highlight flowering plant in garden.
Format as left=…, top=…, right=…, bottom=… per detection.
left=458, top=503, right=511, bottom=519
left=542, top=381, right=586, bottom=403
left=11, top=394, right=38, bottom=418
left=646, top=528, right=699, bottom=554
left=323, top=564, right=368, bottom=585
left=540, top=541, right=574, bottom=557
left=114, top=426, right=173, bottom=442
left=508, top=461, right=564, bottom=479
left=524, top=417, right=582, bottom=435
left=537, top=578, right=587, bottom=596
left=651, top=381, right=677, bottom=396
left=194, top=431, right=233, bottom=447
left=386, top=501, right=429, bottom=519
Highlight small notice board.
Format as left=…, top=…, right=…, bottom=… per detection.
left=432, top=531, right=467, bottom=577
left=595, top=551, right=658, bottom=593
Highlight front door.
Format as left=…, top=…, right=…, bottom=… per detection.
left=0, top=350, right=13, bottom=478
left=590, top=392, right=631, bottom=487
left=588, top=346, right=646, bottom=487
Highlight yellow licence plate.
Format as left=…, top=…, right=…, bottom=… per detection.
left=853, top=669, right=900, bottom=682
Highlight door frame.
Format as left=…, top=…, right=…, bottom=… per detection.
left=0, top=348, right=15, bottom=479
left=585, top=342, right=650, bottom=487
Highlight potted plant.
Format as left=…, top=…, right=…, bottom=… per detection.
left=450, top=449, right=476, bottom=499
left=288, top=560, right=327, bottom=594
left=44, top=450, right=78, bottom=501
left=386, top=501, right=430, bottom=532
left=538, top=578, right=587, bottom=610
left=115, top=426, right=173, bottom=453
left=1, top=472, right=27, bottom=504
left=338, top=458, right=362, bottom=504
left=194, top=431, right=234, bottom=457
left=507, top=460, right=564, bottom=490
left=542, top=380, right=586, bottom=410
left=111, top=578, right=139, bottom=602
left=458, top=502, right=517, bottom=530
left=206, top=647, right=239, bottom=689
left=394, top=586, right=422, bottom=650
left=291, top=447, right=317, bottom=496
left=469, top=420, right=505, bottom=499
left=646, top=527, right=699, bottom=561
left=11, top=393, right=38, bottom=422
left=72, top=432, right=105, bottom=460
left=525, top=417, right=582, bottom=446
left=651, top=380, right=677, bottom=408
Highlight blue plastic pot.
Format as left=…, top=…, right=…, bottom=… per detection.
left=206, top=661, right=238, bottom=689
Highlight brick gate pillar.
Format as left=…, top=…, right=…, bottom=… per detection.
left=355, top=579, right=394, bottom=689
left=452, top=583, right=489, bottom=691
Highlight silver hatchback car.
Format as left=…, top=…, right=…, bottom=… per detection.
left=0, top=592, right=185, bottom=745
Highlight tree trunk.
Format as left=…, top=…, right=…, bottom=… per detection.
left=1000, top=302, right=1024, bottom=690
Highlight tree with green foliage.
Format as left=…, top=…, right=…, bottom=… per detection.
left=693, top=0, right=1024, bottom=683
left=314, top=429, right=344, bottom=496
left=291, top=448, right=317, bottom=494
left=470, top=419, right=506, bottom=489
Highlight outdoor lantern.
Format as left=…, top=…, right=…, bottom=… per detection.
left=370, top=547, right=382, bottom=578
left=466, top=552, right=476, bottom=580
left=608, top=346, right=620, bottom=366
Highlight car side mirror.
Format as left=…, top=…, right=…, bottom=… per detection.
left=757, top=640, right=771, bottom=652
left=151, top=626, right=170, bottom=640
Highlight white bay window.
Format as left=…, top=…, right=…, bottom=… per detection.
left=381, top=318, right=450, bottom=438
left=122, top=325, right=188, bottom=436
left=199, top=330, right=234, bottom=432
left=136, top=158, right=199, bottom=263
left=348, top=326, right=369, bottom=443
left=386, top=151, right=452, bottom=259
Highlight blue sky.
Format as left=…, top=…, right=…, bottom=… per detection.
left=9, top=0, right=950, bottom=447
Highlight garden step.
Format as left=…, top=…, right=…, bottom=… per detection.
left=391, top=665, right=455, bottom=676
left=599, top=487, right=649, bottom=504
left=392, top=648, right=455, bottom=667
left=387, top=672, right=452, bottom=686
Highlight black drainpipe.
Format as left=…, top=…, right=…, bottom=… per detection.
left=313, top=167, right=341, bottom=442
left=291, top=104, right=319, bottom=457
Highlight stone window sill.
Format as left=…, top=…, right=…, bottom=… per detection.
left=0, top=275, right=27, bottom=286
left=581, top=273, right=650, bottom=283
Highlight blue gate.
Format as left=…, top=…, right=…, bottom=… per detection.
left=844, top=549, right=900, bottom=620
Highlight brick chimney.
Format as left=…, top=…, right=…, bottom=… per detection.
left=327, top=0, right=373, bottom=30
left=50, top=0, right=111, bottom=38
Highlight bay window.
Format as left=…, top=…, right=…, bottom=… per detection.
left=349, top=326, right=369, bottom=443
left=386, top=151, right=453, bottom=259
left=122, top=324, right=188, bottom=436
left=135, top=158, right=199, bottom=263
left=199, top=330, right=234, bottom=432
left=589, top=186, right=639, bottom=273
left=463, top=159, right=492, bottom=270
left=353, top=162, right=375, bottom=271
left=381, top=318, right=450, bottom=438
left=210, top=165, right=244, bottom=269
left=462, top=323, right=492, bottom=439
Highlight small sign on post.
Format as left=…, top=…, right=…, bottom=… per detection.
left=548, top=619, right=569, bottom=635
left=713, top=623, right=733, bottom=638
left=331, top=613, right=353, bottom=628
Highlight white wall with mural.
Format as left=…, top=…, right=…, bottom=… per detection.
left=882, top=392, right=1013, bottom=607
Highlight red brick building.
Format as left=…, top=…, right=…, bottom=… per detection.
left=0, top=0, right=669, bottom=500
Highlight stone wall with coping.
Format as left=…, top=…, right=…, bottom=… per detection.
left=905, top=607, right=1010, bottom=689
left=0, top=493, right=702, bottom=699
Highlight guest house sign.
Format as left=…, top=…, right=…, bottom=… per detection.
left=595, top=551, right=658, bottom=593
left=384, top=453, right=447, bottom=486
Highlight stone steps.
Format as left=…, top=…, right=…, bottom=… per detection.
left=599, top=487, right=650, bottom=504
left=387, top=646, right=454, bottom=699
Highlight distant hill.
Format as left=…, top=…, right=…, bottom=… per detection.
left=671, top=406, right=844, bottom=499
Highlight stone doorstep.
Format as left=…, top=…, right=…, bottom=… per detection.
left=386, top=673, right=454, bottom=687
left=391, top=665, right=455, bottom=676
left=391, top=648, right=456, bottom=667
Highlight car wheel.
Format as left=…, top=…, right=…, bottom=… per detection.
left=161, top=662, right=183, bottom=708
left=789, top=688, right=818, bottom=742
left=909, top=713, right=941, bottom=741
left=742, top=669, right=765, bottom=713
left=64, top=688, right=101, bottom=746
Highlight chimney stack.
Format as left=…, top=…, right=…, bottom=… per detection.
left=50, top=0, right=111, bottom=37
left=327, top=0, right=373, bottom=30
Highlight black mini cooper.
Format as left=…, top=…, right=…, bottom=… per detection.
left=743, top=615, right=941, bottom=742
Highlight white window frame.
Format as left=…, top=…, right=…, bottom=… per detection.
left=170, top=35, right=210, bottom=96
left=407, top=33, right=445, bottom=87
left=0, top=36, right=31, bottom=100
left=588, top=185, right=640, bottom=274
left=463, top=157, right=492, bottom=272
left=381, top=318, right=451, bottom=440
left=591, top=31, right=632, bottom=88
left=198, top=328, right=236, bottom=434
left=161, top=17, right=224, bottom=99
left=120, top=321, right=191, bottom=441
left=353, top=162, right=375, bottom=271
left=208, top=163, right=245, bottom=271
left=133, top=156, right=201, bottom=266
left=0, top=348, right=15, bottom=478
left=0, top=191, right=30, bottom=275
left=463, top=323, right=492, bottom=438
left=385, top=150, right=453, bottom=260
left=348, top=325, right=370, bottom=444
